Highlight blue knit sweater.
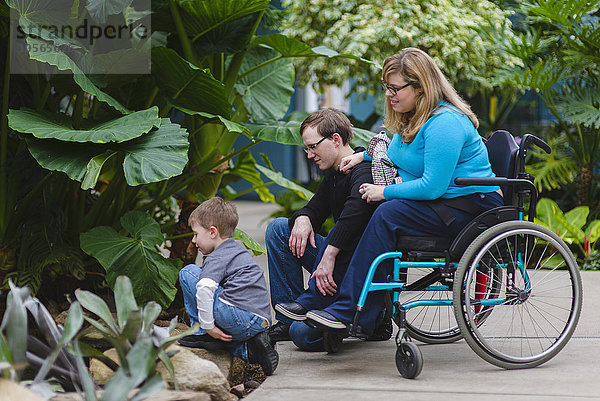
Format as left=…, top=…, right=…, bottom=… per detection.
left=367, top=105, right=498, bottom=200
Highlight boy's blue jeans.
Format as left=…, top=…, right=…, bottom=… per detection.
left=179, top=264, right=267, bottom=360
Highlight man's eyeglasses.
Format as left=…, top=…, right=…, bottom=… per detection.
left=381, top=81, right=412, bottom=96
left=303, top=133, right=333, bottom=154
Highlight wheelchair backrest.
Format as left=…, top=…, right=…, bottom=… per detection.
left=484, top=130, right=519, bottom=206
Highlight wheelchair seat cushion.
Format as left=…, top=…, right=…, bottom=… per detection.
left=396, top=236, right=452, bottom=252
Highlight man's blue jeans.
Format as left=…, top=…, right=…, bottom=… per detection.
left=179, top=264, right=267, bottom=360
left=265, top=217, right=325, bottom=325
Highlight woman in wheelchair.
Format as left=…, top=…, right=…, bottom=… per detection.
left=300, top=47, right=504, bottom=336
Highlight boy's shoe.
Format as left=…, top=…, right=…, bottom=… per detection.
left=268, top=321, right=291, bottom=344
left=305, top=310, right=347, bottom=330
left=178, top=334, right=226, bottom=350
left=247, top=331, right=279, bottom=376
left=274, top=302, right=308, bottom=321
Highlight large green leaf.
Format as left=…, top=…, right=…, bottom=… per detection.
left=255, top=33, right=381, bottom=68
left=235, top=47, right=295, bottom=121
left=232, top=229, right=266, bottom=256
left=255, top=164, right=313, bottom=201
left=120, top=119, right=189, bottom=186
left=245, top=120, right=303, bottom=145
left=26, top=37, right=130, bottom=114
left=8, top=107, right=160, bottom=143
left=23, top=118, right=189, bottom=188
left=151, top=46, right=230, bottom=117
left=86, top=0, right=133, bottom=23
left=7, top=0, right=74, bottom=26
left=178, top=0, right=268, bottom=53
left=80, top=211, right=181, bottom=309
left=166, top=106, right=250, bottom=138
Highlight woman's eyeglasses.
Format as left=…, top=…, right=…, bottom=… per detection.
left=381, top=81, right=412, bottom=96
left=303, top=133, right=333, bottom=154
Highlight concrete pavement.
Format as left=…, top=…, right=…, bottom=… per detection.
left=233, top=200, right=600, bottom=401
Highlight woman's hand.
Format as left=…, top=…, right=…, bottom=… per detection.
left=339, top=152, right=364, bottom=173
left=206, top=326, right=232, bottom=342
left=359, top=183, right=386, bottom=203
left=310, top=245, right=339, bottom=296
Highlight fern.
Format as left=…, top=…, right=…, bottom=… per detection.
left=526, top=136, right=578, bottom=191
left=523, top=0, right=600, bottom=27
left=556, top=85, right=600, bottom=128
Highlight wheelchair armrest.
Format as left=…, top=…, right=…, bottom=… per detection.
left=454, top=177, right=536, bottom=193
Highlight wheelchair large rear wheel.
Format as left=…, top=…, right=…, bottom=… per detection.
left=453, top=221, right=582, bottom=369
left=388, top=267, right=462, bottom=344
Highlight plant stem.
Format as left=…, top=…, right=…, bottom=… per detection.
left=138, top=139, right=262, bottom=211
left=0, top=38, right=10, bottom=238
left=169, top=0, right=196, bottom=65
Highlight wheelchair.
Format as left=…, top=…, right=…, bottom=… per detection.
left=329, top=130, right=583, bottom=379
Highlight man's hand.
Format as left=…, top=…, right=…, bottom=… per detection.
left=339, top=152, right=364, bottom=173
left=359, top=183, right=386, bottom=203
left=206, top=326, right=232, bottom=342
left=310, top=245, right=339, bottom=296
left=289, top=215, right=316, bottom=257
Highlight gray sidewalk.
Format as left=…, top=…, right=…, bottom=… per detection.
left=234, top=200, right=600, bottom=401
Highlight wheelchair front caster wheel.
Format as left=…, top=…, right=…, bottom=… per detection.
left=395, top=342, right=423, bottom=379
left=323, top=331, right=344, bottom=354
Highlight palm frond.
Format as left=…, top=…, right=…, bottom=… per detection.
left=492, top=56, right=570, bottom=90
left=526, top=136, right=578, bottom=191
left=523, top=0, right=600, bottom=27
left=556, top=84, right=600, bottom=128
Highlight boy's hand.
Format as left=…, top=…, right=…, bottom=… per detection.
left=206, top=327, right=232, bottom=342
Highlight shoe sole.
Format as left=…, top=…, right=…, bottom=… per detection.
left=306, top=311, right=347, bottom=330
left=178, top=339, right=226, bottom=350
left=274, top=304, right=307, bottom=321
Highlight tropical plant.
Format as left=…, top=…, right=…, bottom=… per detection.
left=535, top=197, right=600, bottom=265
left=0, top=0, right=374, bottom=302
left=489, top=0, right=600, bottom=212
left=0, top=276, right=196, bottom=400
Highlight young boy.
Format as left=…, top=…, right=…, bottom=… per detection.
left=178, top=197, right=278, bottom=375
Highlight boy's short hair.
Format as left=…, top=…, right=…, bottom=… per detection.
left=299, top=108, right=354, bottom=145
left=188, top=197, right=238, bottom=238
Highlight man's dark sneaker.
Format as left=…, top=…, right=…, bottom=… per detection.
left=178, top=334, right=227, bottom=350
left=367, top=313, right=393, bottom=341
left=268, top=321, right=291, bottom=345
left=305, top=310, right=347, bottom=330
left=274, top=302, right=308, bottom=321
left=247, top=331, right=279, bottom=376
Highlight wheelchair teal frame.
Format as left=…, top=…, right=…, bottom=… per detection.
left=347, top=132, right=582, bottom=379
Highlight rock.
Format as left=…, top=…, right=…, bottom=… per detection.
left=0, top=379, right=45, bottom=401
left=181, top=345, right=233, bottom=378
left=244, top=380, right=260, bottom=391
left=50, top=390, right=211, bottom=401
left=157, top=345, right=230, bottom=401
left=89, top=344, right=235, bottom=401
left=89, top=348, right=118, bottom=384
left=230, top=383, right=244, bottom=398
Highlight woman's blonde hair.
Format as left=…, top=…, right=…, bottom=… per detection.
left=382, top=47, right=478, bottom=143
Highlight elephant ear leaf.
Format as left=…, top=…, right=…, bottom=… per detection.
left=80, top=211, right=181, bottom=309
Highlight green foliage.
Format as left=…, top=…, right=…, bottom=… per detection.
left=535, top=198, right=600, bottom=261
left=0, top=277, right=196, bottom=400
left=80, top=211, right=181, bottom=309
left=1, top=0, right=375, bottom=302
left=281, top=0, right=517, bottom=96
left=490, top=0, right=600, bottom=209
